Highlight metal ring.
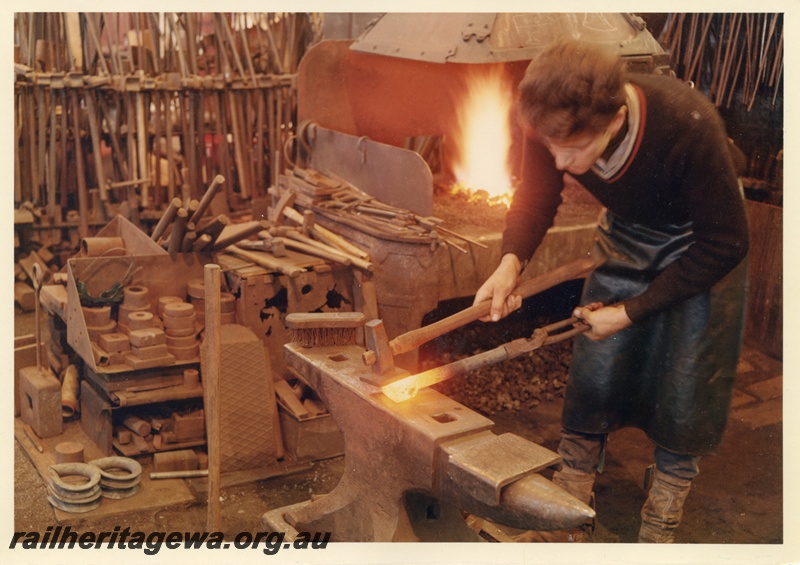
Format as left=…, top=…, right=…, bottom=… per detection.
left=47, top=494, right=102, bottom=513
left=47, top=483, right=102, bottom=503
left=89, top=456, right=142, bottom=482
left=31, top=263, right=43, bottom=291
left=100, top=484, right=141, bottom=500
left=47, top=463, right=101, bottom=493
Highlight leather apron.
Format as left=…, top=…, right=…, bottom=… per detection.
left=563, top=210, right=748, bottom=455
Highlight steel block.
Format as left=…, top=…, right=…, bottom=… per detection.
left=18, top=366, right=62, bottom=438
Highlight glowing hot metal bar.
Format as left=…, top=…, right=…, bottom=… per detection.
left=382, top=317, right=588, bottom=403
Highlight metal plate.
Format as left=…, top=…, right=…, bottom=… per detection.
left=350, top=13, right=665, bottom=64
left=309, top=125, right=433, bottom=216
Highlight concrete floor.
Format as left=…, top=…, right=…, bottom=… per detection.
left=9, top=307, right=789, bottom=561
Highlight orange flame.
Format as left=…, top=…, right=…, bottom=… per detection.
left=451, top=67, right=515, bottom=205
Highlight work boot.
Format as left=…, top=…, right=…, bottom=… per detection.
left=638, top=468, right=693, bottom=543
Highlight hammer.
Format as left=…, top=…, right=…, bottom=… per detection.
left=362, top=257, right=597, bottom=377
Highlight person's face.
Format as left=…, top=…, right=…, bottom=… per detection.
left=543, top=130, right=612, bottom=175
left=542, top=105, right=627, bottom=175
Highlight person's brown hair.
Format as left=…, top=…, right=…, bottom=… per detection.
left=518, top=40, right=626, bottom=141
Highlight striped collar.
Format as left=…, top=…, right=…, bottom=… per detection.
left=592, top=83, right=645, bottom=181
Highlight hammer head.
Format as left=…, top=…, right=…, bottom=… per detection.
left=362, top=319, right=395, bottom=384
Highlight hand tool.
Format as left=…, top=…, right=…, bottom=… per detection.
left=237, top=235, right=286, bottom=256
left=225, top=244, right=304, bottom=278
left=285, top=312, right=366, bottom=348
left=210, top=220, right=270, bottom=251
left=24, top=84, right=38, bottom=205
left=67, top=86, right=90, bottom=239
left=282, top=206, right=370, bottom=260
left=190, top=174, right=226, bottom=224
left=382, top=317, right=588, bottom=403
left=150, top=197, right=183, bottom=241
left=134, top=75, right=149, bottom=206
left=166, top=207, right=188, bottom=256
left=46, top=83, right=57, bottom=221
left=185, top=88, right=198, bottom=200
left=83, top=89, right=108, bottom=211
left=267, top=226, right=375, bottom=271
left=362, top=257, right=596, bottom=373
left=162, top=90, right=176, bottom=200
left=23, top=423, right=45, bottom=453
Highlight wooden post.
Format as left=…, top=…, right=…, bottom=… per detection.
left=203, top=263, right=222, bottom=532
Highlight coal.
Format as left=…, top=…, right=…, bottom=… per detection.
left=418, top=289, right=580, bottom=416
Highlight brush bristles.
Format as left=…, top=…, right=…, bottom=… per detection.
left=285, top=312, right=366, bottom=347
left=290, top=326, right=360, bottom=348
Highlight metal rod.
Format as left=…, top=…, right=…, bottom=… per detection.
left=150, top=470, right=209, bottom=480
left=32, top=263, right=43, bottom=369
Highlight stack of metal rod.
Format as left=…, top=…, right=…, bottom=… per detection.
left=14, top=12, right=321, bottom=239
left=277, top=167, right=488, bottom=253
left=661, top=13, right=783, bottom=110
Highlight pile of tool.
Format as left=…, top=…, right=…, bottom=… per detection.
left=280, top=167, right=486, bottom=252
left=14, top=13, right=319, bottom=241
left=150, top=175, right=268, bottom=256
left=145, top=169, right=379, bottom=278
left=146, top=164, right=481, bottom=281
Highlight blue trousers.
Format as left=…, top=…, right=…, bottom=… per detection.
left=558, top=427, right=700, bottom=481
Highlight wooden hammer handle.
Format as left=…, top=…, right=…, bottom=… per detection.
left=363, top=257, right=596, bottom=366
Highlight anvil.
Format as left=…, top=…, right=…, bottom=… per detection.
left=262, top=343, right=594, bottom=542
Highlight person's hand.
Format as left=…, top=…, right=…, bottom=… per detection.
left=474, top=254, right=524, bottom=322
left=572, top=302, right=632, bottom=340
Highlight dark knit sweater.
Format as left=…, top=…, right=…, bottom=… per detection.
left=502, top=73, right=749, bottom=322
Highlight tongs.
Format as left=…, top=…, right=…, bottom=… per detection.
left=381, top=317, right=589, bottom=403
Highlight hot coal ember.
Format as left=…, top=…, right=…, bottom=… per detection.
left=432, top=180, right=509, bottom=234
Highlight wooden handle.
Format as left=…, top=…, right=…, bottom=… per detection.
left=167, top=208, right=189, bottom=255
left=211, top=220, right=270, bottom=250
left=225, top=245, right=305, bottom=278
left=151, top=197, right=183, bottom=241
left=190, top=175, right=225, bottom=224
left=364, top=257, right=596, bottom=366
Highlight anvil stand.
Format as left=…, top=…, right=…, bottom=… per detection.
left=262, top=343, right=594, bottom=542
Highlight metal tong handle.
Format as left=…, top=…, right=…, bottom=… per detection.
left=536, top=316, right=590, bottom=346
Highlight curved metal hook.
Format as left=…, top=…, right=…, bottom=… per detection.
left=357, top=136, right=370, bottom=164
